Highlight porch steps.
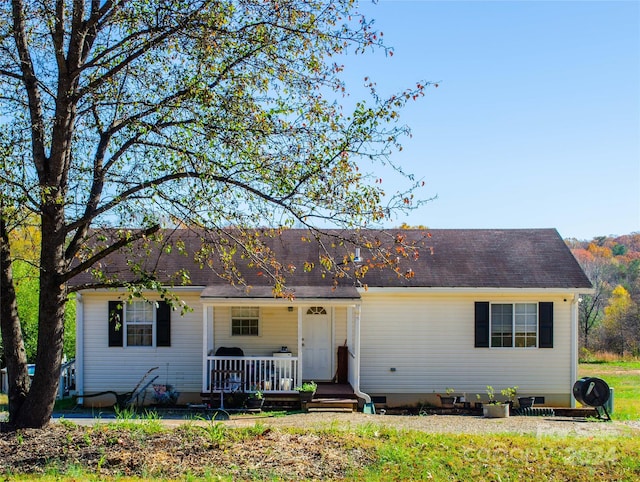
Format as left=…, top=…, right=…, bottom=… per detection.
left=304, top=382, right=359, bottom=412
left=304, top=397, right=358, bottom=412
left=200, top=382, right=360, bottom=412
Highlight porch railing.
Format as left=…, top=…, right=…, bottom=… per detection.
left=58, top=358, right=76, bottom=399
left=205, top=356, right=299, bottom=393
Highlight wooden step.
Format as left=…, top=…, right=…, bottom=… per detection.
left=552, top=407, right=598, bottom=417
left=304, top=398, right=358, bottom=412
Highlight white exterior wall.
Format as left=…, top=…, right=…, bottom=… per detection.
left=333, top=307, right=347, bottom=353
left=211, top=304, right=348, bottom=378
left=79, top=289, right=575, bottom=407
left=212, top=306, right=298, bottom=356
left=359, top=290, right=575, bottom=406
left=80, top=291, right=204, bottom=399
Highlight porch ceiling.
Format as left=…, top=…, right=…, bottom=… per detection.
left=200, top=285, right=361, bottom=300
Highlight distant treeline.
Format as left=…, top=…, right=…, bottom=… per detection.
left=567, top=233, right=640, bottom=357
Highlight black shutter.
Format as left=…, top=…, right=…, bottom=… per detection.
left=108, top=301, right=123, bottom=347
left=539, top=302, right=554, bottom=348
left=156, top=301, right=171, bottom=347
left=475, top=302, right=490, bottom=348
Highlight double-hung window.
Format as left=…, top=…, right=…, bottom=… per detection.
left=490, top=303, right=537, bottom=348
left=125, top=300, right=154, bottom=346
left=231, top=307, right=260, bottom=336
left=108, top=300, right=171, bottom=348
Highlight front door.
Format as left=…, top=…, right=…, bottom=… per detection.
left=302, top=306, right=332, bottom=380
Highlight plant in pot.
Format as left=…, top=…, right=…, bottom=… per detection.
left=518, top=394, right=536, bottom=409
left=501, top=386, right=518, bottom=410
left=245, top=390, right=264, bottom=410
left=295, top=381, right=317, bottom=403
left=482, top=385, right=509, bottom=418
left=152, top=384, right=180, bottom=406
left=223, top=390, right=247, bottom=409
left=437, top=387, right=456, bottom=408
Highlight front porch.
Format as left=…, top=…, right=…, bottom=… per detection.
left=204, top=354, right=300, bottom=394
left=199, top=287, right=366, bottom=405
left=200, top=375, right=359, bottom=412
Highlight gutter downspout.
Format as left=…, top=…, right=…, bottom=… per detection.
left=75, top=293, right=84, bottom=405
left=351, top=303, right=373, bottom=410
left=570, top=294, right=579, bottom=408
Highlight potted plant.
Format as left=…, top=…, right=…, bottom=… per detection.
left=456, top=392, right=471, bottom=409
left=518, top=395, right=536, bottom=409
left=482, top=385, right=509, bottom=418
left=501, top=386, right=518, bottom=410
left=152, top=384, right=180, bottom=406
left=245, top=390, right=264, bottom=410
left=295, top=381, right=317, bottom=403
left=437, top=387, right=456, bottom=408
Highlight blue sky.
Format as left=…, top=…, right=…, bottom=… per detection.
left=342, top=0, right=639, bottom=240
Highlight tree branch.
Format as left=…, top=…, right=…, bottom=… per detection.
left=0, top=68, right=23, bottom=80
left=11, top=0, right=48, bottom=177
left=63, top=224, right=160, bottom=282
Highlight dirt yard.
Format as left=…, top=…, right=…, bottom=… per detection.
left=0, top=412, right=637, bottom=479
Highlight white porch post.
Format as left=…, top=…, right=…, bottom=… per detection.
left=75, top=293, right=84, bottom=404
left=346, top=305, right=353, bottom=353
left=202, top=305, right=214, bottom=392
left=347, top=305, right=356, bottom=387
left=297, top=306, right=303, bottom=384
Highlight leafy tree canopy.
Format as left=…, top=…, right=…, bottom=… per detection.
left=0, top=0, right=430, bottom=428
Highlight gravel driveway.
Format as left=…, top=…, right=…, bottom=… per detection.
left=215, top=412, right=640, bottom=437
left=56, top=411, right=640, bottom=438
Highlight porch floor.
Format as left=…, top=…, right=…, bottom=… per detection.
left=200, top=382, right=360, bottom=412
left=314, top=382, right=357, bottom=399
left=304, top=382, right=359, bottom=412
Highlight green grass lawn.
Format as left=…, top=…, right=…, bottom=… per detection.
left=579, top=361, right=640, bottom=420
left=0, top=362, right=638, bottom=480
left=0, top=421, right=638, bottom=481
left=357, top=430, right=639, bottom=481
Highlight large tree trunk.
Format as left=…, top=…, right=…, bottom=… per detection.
left=10, top=204, right=68, bottom=429
left=12, top=288, right=66, bottom=428
left=0, top=214, right=31, bottom=428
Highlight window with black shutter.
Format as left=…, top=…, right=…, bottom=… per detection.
left=108, top=301, right=123, bottom=347
left=475, top=301, right=552, bottom=349
left=156, top=301, right=171, bottom=347
left=108, top=300, right=171, bottom=347
left=538, top=302, right=554, bottom=348
left=474, top=302, right=490, bottom=348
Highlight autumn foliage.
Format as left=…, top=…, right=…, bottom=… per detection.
left=568, top=233, right=640, bottom=357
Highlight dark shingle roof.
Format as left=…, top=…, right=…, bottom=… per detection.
left=69, top=228, right=592, bottom=291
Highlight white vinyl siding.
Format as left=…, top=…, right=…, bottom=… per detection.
left=81, top=292, right=204, bottom=394
left=333, top=307, right=347, bottom=354
left=213, top=306, right=298, bottom=356
left=79, top=289, right=572, bottom=406
left=358, top=291, right=572, bottom=400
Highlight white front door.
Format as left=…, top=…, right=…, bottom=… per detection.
left=302, top=306, right=332, bottom=380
